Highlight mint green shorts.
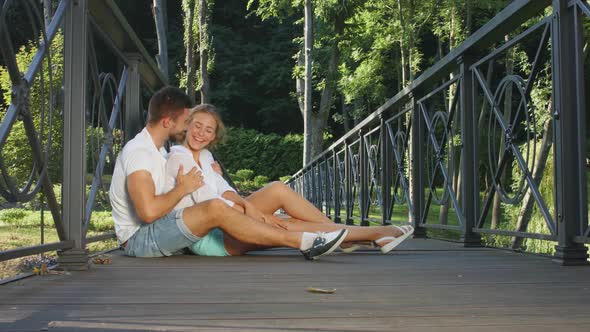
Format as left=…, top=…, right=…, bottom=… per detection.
left=189, top=228, right=230, bottom=257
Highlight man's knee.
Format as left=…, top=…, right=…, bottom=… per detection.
left=202, top=198, right=231, bottom=217
left=184, top=199, right=230, bottom=226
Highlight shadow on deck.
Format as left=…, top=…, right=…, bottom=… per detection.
left=1, top=239, right=590, bottom=332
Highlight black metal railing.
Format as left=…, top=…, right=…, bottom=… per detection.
left=0, top=0, right=165, bottom=270
left=287, top=0, right=590, bottom=264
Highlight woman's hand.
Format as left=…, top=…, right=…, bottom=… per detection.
left=244, top=202, right=265, bottom=223
left=262, top=214, right=288, bottom=230
left=243, top=202, right=287, bottom=229
left=231, top=203, right=245, bottom=214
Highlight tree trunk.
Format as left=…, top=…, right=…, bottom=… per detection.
left=342, top=95, right=350, bottom=133
left=153, top=0, right=169, bottom=80
left=491, top=35, right=514, bottom=229
left=397, top=0, right=408, bottom=86
left=477, top=59, right=495, bottom=193
left=199, top=0, right=211, bottom=104
left=302, top=0, right=313, bottom=166
left=478, top=59, right=495, bottom=130
left=296, top=50, right=305, bottom=114
left=184, top=0, right=197, bottom=102
left=511, top=116, right=553, bottom=249
left=438, top=4, right=459, bottom=225
left=465, top=0, right=473, bottom=35
left=310, top=13, right=342, bottom=158
left=43, top=0, right=52, bottom=29
left=408, top=0, right=415, bottom=81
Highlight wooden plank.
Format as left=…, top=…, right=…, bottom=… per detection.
left=1, top=239, right=589, bottom=331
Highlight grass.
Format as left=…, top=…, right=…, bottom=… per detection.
left=0, top=209, right=117, bottom=280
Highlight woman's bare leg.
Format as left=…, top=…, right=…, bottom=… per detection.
left=223, top=233, right=272, bottom=256
left=246, top=181, right=332, bottom=223
left=280, top=218, right=403, bottom=244
left=222, top=219, right=404, bottom=255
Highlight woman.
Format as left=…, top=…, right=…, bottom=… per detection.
left=164, top=104, right=414, bottom=256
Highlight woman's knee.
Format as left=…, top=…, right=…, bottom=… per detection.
left=265, top=181, right=289, bottom=195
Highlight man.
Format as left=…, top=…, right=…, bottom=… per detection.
left=109, top=86, right=347, bottom=259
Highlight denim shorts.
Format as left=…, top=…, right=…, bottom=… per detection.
left=123, top=209, right=200, bottom=257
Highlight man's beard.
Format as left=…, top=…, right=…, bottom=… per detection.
left=169, top=130, right=186, bottom=144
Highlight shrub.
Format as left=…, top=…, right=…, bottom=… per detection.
left=234, top=169, right=255, bottom=181
left=253, top=175, right=269, bottom=188
left=229, top=169, right=270, bottom=194
left=215, top=127, right=302, bottom=180
left=88, top=211, right=114, bottom=232
left=0, top=208, right=29, bottom=224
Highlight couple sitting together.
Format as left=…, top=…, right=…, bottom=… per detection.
left=108, top=86, right=414, bottom=260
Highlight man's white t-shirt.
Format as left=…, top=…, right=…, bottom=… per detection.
left=109, top=128, right=168, bottom=244
left=164, top=145, right=236, bottom=210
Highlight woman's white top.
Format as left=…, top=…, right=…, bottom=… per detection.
left=165, top=145, right=236, bottom=210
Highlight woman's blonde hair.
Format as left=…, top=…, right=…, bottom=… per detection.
left=183, top=104, right=227, bottom=149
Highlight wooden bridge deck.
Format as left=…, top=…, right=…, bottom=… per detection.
left=1, top=239, right=590, bottom=331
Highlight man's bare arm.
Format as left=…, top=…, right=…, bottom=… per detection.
left=128, top=166, right=202, bottom=223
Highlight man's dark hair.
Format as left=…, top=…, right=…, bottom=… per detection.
left=147, top=86, right=193, bottom=124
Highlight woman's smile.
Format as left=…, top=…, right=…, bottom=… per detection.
left=186, top=112, right=217, bottom=151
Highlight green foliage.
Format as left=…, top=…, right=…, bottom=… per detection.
left=279, top=175, right=292, bottom=183
left=21, top=184, right=62, bottom=210
left=209, top=9, right=301, bottom=133
left=0, top=208, right=53, bottom=228
left=215, top=127, right=303, bottom=180
left=229, top=169, right=267, bottom=193
left=0, top=208, right=113, bottom=231
left=0, top=33, right=64, bottom=186
left=86, top=126, right=124, bottom=178
left=88, top=211, right=114, bottom=232
left=234, top=169, right=255, bottom=181
left=482, top=141, right=555, bottom=255
left=254, top=175, right=270, bottom=187
left=0, top=208, right=29, bottom=223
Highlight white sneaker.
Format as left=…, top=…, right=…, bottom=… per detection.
left=300, top=229, right=349, bottom=260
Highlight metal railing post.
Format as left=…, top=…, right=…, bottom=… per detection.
left=380, top=115, right=391, bottom=225
left=459, top=55, right=482, bottom=247
left=324, top=156, right=331, bottom=218
left=124, top=53, right=142, bottom=143
left=359, top=129, right=369, bottom=226
left=411, top=93, right=427, bottom=238
left=345, top=140, right=353, bottom=224
left=552, top=0, right=588, bottom=265
left=310, top=164, right=317, bottom=208
left=333, top=149, right=341, bottom=223
left=59, top=0, right=89, bottom=270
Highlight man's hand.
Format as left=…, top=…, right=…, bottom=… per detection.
left=176, top=165, right=204, bottom=195
left=211, top=162, right=223, bottom=175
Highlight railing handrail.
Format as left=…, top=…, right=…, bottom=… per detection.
left=287, top=0, right=590, bottom=264
left=291, top=0, right=551, bottom=176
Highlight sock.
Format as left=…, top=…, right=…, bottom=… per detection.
left=299, top=232, right=316, bottom=251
